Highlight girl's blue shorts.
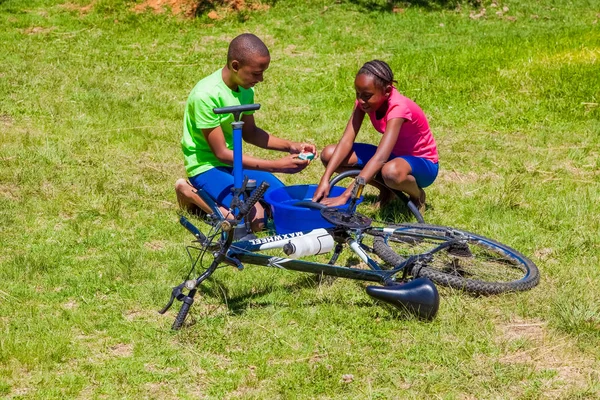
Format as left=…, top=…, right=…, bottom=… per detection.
left=352, top=143, right=439, bottom=188
left=188, top=167, right=285, bottom=208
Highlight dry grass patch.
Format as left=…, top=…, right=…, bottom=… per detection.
left=498, top=318, right=599, bottom=398
left=437, top=169, right=502, bottom=185
left=0, top=184, right=20, bottom=201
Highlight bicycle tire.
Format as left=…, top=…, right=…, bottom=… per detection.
left=366, top=224, right=539, bottom=295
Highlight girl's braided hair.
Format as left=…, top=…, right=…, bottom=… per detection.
left=357, top=60, right=397, bottom=89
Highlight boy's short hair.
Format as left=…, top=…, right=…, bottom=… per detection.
left=227, top=33, right=270, bottom=67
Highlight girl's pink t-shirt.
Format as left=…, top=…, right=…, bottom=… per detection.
left=360, top=87, right=438, bottom=163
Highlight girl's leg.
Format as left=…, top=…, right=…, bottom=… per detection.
left=381, top=157, right=438, bottom=210
left=321, top=143, right=397, bottom=205
left=319, top=143, right=366, bottom=171
left=381, top=159, right=422, bottom=203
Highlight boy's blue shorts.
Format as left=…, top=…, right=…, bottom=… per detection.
left=352, top=143, right=439, bottom=188
left=189, top=167, right=285, bottom=208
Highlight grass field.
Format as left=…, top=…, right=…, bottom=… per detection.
left=1, top=0, right=599, bottom=398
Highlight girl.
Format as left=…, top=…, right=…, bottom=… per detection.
left=312, top=60, right=438, bottom=211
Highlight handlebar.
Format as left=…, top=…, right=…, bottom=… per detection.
left=213, top=104, right=260, bottom=116
left=238, top=181, right=270, bottom=218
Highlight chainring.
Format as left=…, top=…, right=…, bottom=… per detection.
left=320, top=208, right=372, bottom=229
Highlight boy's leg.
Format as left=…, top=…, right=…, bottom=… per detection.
left=243, top=170, right=285, bottom=232
left=189, top=168, right=283, bottom=232
left=175, top=178, right=213, bottom=215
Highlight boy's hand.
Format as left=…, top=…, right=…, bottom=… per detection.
left=289, top=142, right=318, bottom=159
left=274, top=154, right=309, bottom=173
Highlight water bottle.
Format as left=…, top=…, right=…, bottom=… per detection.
left=282, top=230, right=335, bottom=259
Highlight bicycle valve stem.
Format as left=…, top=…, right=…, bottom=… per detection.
left=347, top=176, right=365, bottom=212
left=353, top=176, right=366, bottom=199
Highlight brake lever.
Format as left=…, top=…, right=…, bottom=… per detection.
left=158, top=282, right=186, bottom=314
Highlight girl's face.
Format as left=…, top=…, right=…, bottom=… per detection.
left=354, top=74, right=391, bottom=114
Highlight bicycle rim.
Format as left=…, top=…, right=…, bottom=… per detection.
left=366, top=224, right=540, bottom=295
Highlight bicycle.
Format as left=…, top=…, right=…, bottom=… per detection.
left=160, top=104, right=540, bottom=330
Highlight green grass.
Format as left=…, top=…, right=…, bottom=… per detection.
left=1, top=0, right=599, bottom=398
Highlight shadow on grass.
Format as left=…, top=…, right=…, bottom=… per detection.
left=347, top=0, right=481, bottom=12
left=197, top=273, right=324, bottom=315
left=194, top=272, right=427, bottom=322
left=360, top=193, right=424, bottom=224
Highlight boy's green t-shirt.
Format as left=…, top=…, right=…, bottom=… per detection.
left=182, top=68, right=255, bottom=177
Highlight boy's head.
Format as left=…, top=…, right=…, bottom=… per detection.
left=354, top=60, right=396, bottom=113
left=227, top=33, right=270, bottom=90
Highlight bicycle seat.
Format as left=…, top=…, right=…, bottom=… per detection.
left=365, top=278, right=439, bottom=320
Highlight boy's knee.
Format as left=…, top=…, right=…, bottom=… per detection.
left=175, top=178, right=188, bottom=191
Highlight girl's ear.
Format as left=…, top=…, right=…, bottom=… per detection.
left=385, top=85, right=392, bottom=97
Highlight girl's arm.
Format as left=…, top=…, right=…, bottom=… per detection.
left=319, top=117, right=404, bottom=206
left=355, top=117, right=404, bottom=185
left=321, top=106, right=365, bottom=183
left=312, top=106, right=365, bottom=202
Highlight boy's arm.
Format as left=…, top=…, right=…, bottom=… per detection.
left=203, top=125, right=308, bottom=173
left=241, top=114, right=317, bottom=155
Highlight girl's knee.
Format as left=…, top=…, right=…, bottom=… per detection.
left=381, top=163, right=409, bottom=185
left=320, top=144, right=336, bottom=165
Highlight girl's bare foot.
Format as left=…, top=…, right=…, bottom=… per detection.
left=373, top=188, right=396, bottom=208
left=410, top=188, right=426, bottom=213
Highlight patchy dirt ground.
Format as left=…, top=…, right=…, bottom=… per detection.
left=60, top=1, right=267, bottom=18
left=132, top=0, right=199, bottom=17
left=131, top=0, right=269, bottom=18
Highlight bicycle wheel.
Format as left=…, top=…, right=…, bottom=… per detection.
left=365, top=223, right=539, bottom=295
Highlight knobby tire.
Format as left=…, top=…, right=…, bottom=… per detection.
left=366, top=223, right=540, bottom=295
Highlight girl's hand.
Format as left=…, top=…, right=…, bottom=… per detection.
left=318, top=195, right=348, bottom=208
left=289, top=142, right=318, bottom=159
left=274, top=154, right=309, bottom=173
left=311, top=181, right=331, bottom=203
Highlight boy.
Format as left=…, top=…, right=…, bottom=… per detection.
left=175, top=33, right=317, bottom=231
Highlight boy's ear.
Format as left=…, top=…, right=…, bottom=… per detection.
left=231, top=60, right=240, bottom=73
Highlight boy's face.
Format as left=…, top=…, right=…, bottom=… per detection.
left=232, top=55, right=270, bottom=90
left=354, top=74, right=390, bottom=114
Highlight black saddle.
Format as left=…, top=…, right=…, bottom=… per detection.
left=365, top=278, right=439, bottom=320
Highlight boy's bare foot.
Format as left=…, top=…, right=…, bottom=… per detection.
left=373, top=188, right=396, bottom=208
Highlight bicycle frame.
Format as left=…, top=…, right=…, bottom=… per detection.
left=162, top=104, right=440, bottom=328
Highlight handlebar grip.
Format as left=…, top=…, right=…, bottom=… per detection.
left=179, top=215, right=207, bottom=242
left=238, top=181, right=270, bottom=218
left=213, top=104, right=261, bottom=115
